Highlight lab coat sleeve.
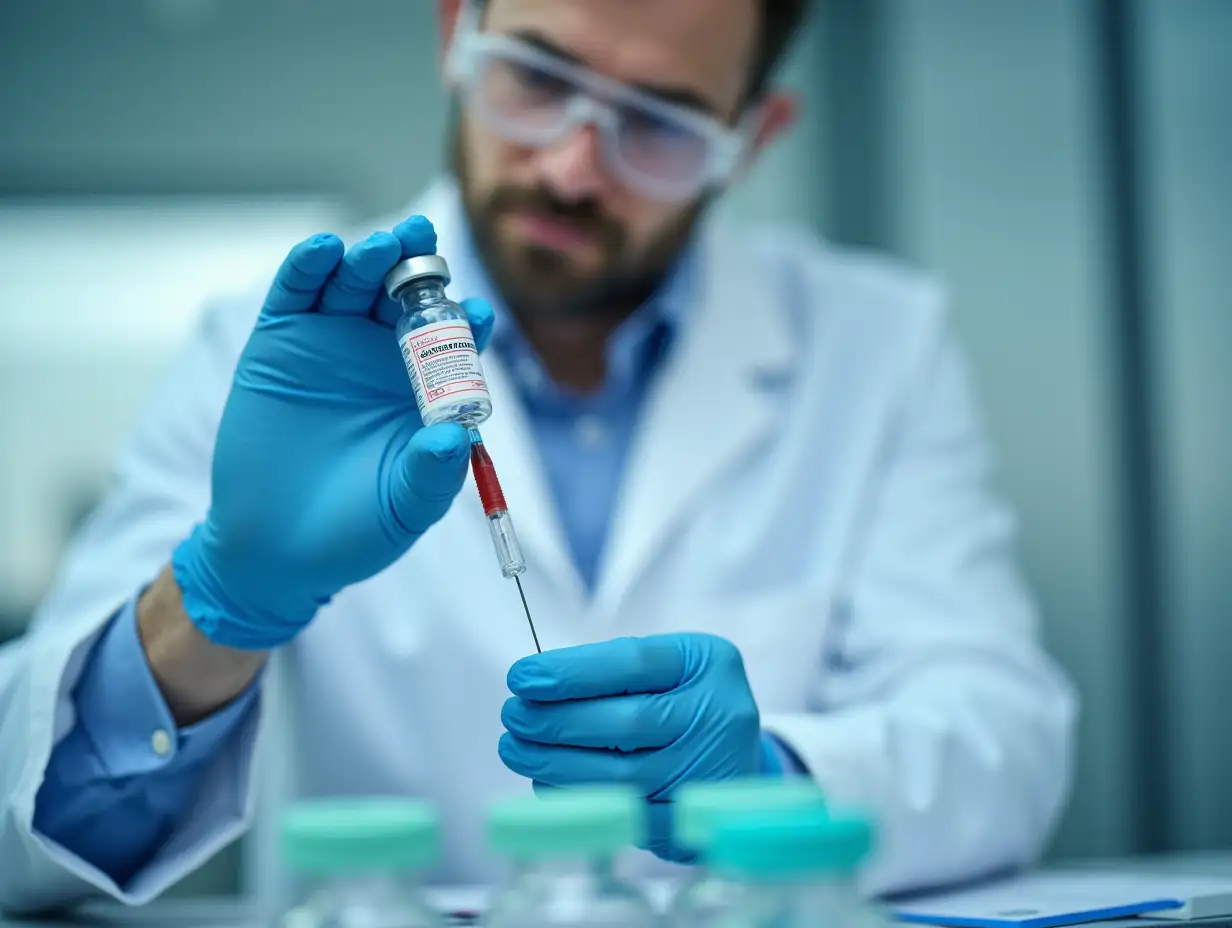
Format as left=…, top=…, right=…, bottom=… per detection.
left=34, top=596, right=260, bottom=886
left=0, top=298, right=265, bottom=915
left=760, top=308, right=1078, bottom=897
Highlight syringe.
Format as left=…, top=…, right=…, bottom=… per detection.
left=467, top=427, right=540, bottom=653
left=383, top=250, right=540, bottom=654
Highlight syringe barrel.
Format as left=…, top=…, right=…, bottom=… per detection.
left=487, top=509, right=526, bottom=578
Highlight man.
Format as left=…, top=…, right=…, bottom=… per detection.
left=0, top=0, right=1076, bottom=914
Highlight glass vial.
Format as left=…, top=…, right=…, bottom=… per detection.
left=700, top=811, right=882, bottom=928
left=669, top=777, right=829, bottom=925
left=485, top=785, right=657, bottom=928
left=385, top=254, right=492, bottom=428
left=279, top=797, right=444, bottom=928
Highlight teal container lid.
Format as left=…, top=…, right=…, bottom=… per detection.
left=709, top=811, right=874, bottom=881
left=281, top=797, right=438, bottom=873
left=674, top=776, right=828, bottom=854
left=488, top=785, right=644, bottom=860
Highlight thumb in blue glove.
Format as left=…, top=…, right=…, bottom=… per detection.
left=498, top=633, right=786, bottom=862
left=172, top=215, right=495, bottom=650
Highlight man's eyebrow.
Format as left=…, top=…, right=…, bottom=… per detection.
left=510, top=29, right=721, bottom=116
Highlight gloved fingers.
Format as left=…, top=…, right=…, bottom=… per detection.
left=392, top=213, right=438, bottom=256
left=461, top=297, right=495, bottom=353
left=498, top=732, right=650, bottom=787
left=385, top=422, right=471, bottom=540
left=507, top=636, right=686, bottom=701
left=374, top=215, right=439, bottom=327
left=264, top=233, right=345, bottom=317
left=644, top=798, right=695, bottom=863
left=318, top=231, right=402, bottom=316
left=501, top=692, right=685, bottom=751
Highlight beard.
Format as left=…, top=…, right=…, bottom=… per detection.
left=450, top=116, right=709, bottom=322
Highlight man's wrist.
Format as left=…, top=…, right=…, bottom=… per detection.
left=137, top=565, right=267, bottom=727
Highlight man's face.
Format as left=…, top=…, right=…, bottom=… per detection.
left=450, top=0, right=762, bottom=320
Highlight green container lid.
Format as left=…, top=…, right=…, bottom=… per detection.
left=488, top=785, right=644, bottom=860
left=709, top=811, right=874, bottom=881
left=674, top=777, right=828, bottom=855
left=281, top=797, right=438, bottom=874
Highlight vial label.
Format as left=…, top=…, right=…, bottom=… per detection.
left=399, top=320, right=490, bottom=416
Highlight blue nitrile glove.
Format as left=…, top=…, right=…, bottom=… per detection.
left=171, top=216, right=494, bottom=650
left=498, top=633, right=783, bottom=862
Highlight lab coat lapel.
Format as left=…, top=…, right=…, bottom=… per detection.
left=593, top=224, right=797, bottom=619
left=420, top=182, right=584, bottom=603
left=473, top=354, right=585, bottom=601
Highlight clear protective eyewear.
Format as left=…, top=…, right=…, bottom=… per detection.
left=446, top=20, right=750, bottom=203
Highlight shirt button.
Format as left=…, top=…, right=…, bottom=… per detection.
left=575, top=415, right=608, bottom=449
left=151, top=729, right=173, bottom=757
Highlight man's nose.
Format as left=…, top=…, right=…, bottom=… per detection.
left=534, top=122, right=611, bottom=203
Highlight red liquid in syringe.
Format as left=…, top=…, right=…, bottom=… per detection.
left=467, top=433, right=526, bottom=579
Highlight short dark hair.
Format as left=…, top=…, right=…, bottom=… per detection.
left=748, top=0, right=812, bottom=100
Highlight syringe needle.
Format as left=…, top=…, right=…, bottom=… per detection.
left=514, top=574, right=541, bottom=654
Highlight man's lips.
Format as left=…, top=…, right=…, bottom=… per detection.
left=505, top=210, right=601, bottom=253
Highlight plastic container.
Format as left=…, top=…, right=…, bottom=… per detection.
left=279, top=797, right=443, bottom=928
left=669, top=777, right=829, bottom=924
left=698, top=811, right=881, bottom=928
left=485, top=785, right=657, bottom=928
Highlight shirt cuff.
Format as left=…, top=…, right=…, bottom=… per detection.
left=72, top=596, right=261, bottom=779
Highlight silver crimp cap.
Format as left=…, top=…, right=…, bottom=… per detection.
left=384, top=254, right=452, bottom=299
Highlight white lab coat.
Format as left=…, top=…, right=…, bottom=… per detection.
left=0, top=180, right=1076, bottom=914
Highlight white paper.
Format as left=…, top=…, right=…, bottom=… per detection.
left=894, top=871, right=1232, bottom=926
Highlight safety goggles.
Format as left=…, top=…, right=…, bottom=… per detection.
left=446, top=24, right=750, bottom=203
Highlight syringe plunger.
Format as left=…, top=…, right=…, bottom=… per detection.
left=487, top=509, right=526, bottom=579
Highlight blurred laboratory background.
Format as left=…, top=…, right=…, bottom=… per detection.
left=0, top=0, right=1228, bottom=896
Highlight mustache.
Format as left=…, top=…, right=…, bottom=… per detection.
left=483, top=186, right=625, bottom=250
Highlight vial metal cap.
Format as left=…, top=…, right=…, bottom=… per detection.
left=384, top=254, right=451, bottom=298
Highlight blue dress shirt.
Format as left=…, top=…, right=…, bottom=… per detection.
left=35, top=223, right=803, bottom=884
left=33, top=598, right=259, bottom=884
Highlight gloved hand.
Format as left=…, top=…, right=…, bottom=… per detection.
left=498, top=633, right=785, bottom=861
left=171, top=216, right=494, bottom=650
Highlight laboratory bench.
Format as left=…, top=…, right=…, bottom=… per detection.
left=5, top=853, right=1232, bottom=927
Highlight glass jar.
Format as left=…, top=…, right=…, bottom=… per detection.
left=485, top=785, right=657, bottom=928
left=698, top=811, right=882, bottom=928
left=279, top=797, right=443, bottom=928
left=669, top=776, right=828, bottom=925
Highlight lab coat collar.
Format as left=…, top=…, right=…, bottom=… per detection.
left=591, top=217, right=798, bottom=617
left=410, top=177, right=798, bottom=618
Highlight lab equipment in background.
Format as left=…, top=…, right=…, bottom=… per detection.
left=484, top=784, right=656, bottom=928
left=669, top=777, right=829, bottom=923
left=385, top=255, right=539, bottom=652
left=279, top=797, right=443, bottom=928
left=696, top=811, right=881, bottom=928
